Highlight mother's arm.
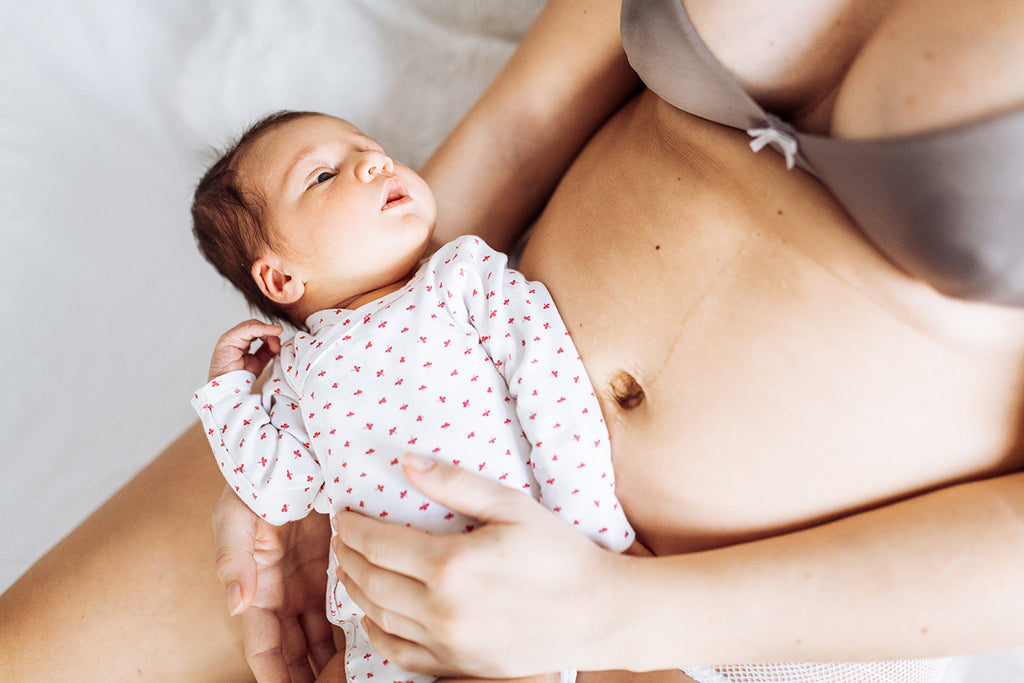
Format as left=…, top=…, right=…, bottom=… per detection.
left=336, top=459, right=1024, bottom=677
left=422, top=0, right=640, bottom=252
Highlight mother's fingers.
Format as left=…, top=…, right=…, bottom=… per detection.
left=333, top=456, right=542, bottom=585
left=400, top=453, right=537, bottom=525
left=211, top=486, right=261, bottom=615
left=241, top=608, right=330, bottom=683
left=239, top=605, right=294, bottom=683
left=341, top=571, right=431, bottom=648
left=280, top=614, right=318, bottom=683
left=335, top=527, right=434, bottom=640
left=300, top=609, right=339, bottom=675
left=361, top=616, right=451, bottom=678
left=314, top=653, right=349, bottom=682
left=334, top=509, right=446, bottom=584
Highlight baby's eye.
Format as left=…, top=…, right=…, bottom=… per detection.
left=314, top=170, right=336, bottom=185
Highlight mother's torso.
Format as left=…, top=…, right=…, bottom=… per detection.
left=516, top=0, right=1024, bottom=555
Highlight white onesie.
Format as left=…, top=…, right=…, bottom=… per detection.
left=192, top=236, right=634, bottom=683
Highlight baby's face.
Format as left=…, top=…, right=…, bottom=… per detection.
left=241, top=114, right=436, bottom=308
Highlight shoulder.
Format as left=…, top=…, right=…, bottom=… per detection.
left=439, top=234, right=499, bottom=258
left=433, top=235, right=507, bottom=274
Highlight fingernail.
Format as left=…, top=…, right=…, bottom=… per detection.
left=226, top=582, right=244, bottom=616
left=403, top=452, right=435, bottom=472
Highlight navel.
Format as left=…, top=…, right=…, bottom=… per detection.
left=609, top=370, right=645, bottom=410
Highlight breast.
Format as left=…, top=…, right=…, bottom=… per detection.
left=800, top=118, right=1024, bottom=307
left=518, top=92, right=1024, bottom=555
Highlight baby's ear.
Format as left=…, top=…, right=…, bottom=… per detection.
left=252, top=254, right=304, bottom=305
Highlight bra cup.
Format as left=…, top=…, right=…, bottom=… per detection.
left=621, top=0, right=1024, bottom=307
left=799, top=119, right=1024, bottom=305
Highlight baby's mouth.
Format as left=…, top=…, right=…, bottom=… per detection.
left=381, top=177, right=410, bottom=210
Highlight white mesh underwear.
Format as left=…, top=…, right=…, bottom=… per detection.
left=683, top=659, right=952, bottom=683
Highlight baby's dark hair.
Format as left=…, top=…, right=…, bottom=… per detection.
left=191, top=110, right=319, bottom=324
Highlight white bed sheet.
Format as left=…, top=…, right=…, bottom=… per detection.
left=1, top=2, right=1021, bottom=680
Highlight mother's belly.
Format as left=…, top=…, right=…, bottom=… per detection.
left=518, top=93, right=1024, bottom=555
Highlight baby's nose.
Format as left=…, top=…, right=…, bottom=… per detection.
left=355, top=152, right=394, bottom=182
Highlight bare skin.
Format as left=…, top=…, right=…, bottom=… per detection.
left=529, top=90, right=1024, bottom=558
left=3, top=0, right=1024, bottom=680
left=0, top=425, right=256, bottom=682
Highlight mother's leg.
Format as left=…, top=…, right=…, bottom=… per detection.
left=0, top=423, right=251, bottom=682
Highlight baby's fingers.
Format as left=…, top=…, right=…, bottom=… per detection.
left=209, top=320, right=284, bottom=380
left=225, top=319, right=284, bottom=347
left=246, top=333, right=283, bottom=375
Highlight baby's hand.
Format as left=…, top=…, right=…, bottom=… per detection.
left=208, top=319, right=283, bottom=381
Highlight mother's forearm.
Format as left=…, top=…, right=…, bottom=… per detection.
left=421, top=0, right=639, bottom=252
left=618, top=472, right=1024, bottom=669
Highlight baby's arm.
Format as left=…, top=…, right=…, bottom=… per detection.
left=192, top=320, right=324, bottom=526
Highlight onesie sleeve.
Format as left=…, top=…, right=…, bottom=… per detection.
left=436, top=237, right=634, bottom=552
left=190, top=360, right=325, bottom=526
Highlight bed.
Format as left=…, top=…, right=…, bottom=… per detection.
left=1, top=1, right=1020, bottom=680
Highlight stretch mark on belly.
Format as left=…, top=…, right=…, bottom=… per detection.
left=610, top=371, right=645, bottom=409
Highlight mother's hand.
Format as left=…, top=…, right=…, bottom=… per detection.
left=332, top=453, right=627, bottom=679
left=212, top=486, right=339, bottom=682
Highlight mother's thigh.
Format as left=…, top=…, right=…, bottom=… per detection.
left=0, top=423, right=251, bottom=682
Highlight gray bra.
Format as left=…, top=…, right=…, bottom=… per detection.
left=621, top=0, right=1024, bottom=306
